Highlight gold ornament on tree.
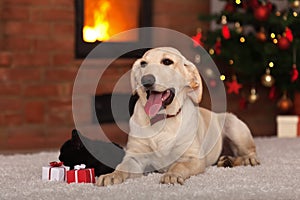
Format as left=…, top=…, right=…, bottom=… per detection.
left=256, top=27, right=267, bottom=42
left=277, top=92, right=293, bottom=113
left=235, top=22, right=243, bottom=34
left=248, top=87, right=259, bottom=103
left=261, top=68, right=275, bottom=87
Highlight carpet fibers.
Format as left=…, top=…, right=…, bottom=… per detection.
left=1, top=137, right=299, bottom=200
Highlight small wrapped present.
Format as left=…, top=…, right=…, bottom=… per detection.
left=42, top=161, right=70, bottom=181
left=277, top=115, right=300, bottom=138
left=66, top=164, right=95, bottom=184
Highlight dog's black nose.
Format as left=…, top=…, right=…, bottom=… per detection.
left=141, top=74, right=156, bottom=88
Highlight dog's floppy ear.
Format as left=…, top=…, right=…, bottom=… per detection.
left=184, top=60, right=203, bottom=104
left=130, top=59, right=140, bottom=95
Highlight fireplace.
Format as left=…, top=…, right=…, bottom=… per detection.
left=75, top=0, right=153, bottom=58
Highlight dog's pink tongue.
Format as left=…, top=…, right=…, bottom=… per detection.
left=145, top=92, right=163, bottom=118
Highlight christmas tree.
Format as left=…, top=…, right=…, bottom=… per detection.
left=196, top=0, right=300, bottom=112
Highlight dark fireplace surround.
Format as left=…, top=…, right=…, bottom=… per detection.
left=74, top=0, right=153, bottom=59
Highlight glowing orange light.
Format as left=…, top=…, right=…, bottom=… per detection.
left=83, top=1, right=111, bottom=42
left=83, top=0, right=140, bottom=43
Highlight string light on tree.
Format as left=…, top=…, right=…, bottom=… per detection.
left=293, top=12, right=298, bottom=17
left=271, top=33, right=278, bottom=44
left=240, top=36, right=246, bottom=43
left=261, top=68, right=275, bottom=87
left=235, top=22, right=243, bottom=34
left=270, top=33, right=276, bottom=39
left=292, top=0, right=300, bottom=8
left=220, top=74, right=226, bottom=81
left=275, top=10, right=281, bottom=16
left=269, top=62, right=274, bottom=68
left=204, top=67, right=218, bottom=88
left=248, top=87, right=259, bottom=103
left=194, top=54, right=201, bottom=64
left=235, top=0, right=241, bottom=5
left=209, top=48, right=215, bottom=55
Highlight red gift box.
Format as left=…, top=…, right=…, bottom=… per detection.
left=66, top=164, right=95, bottom=184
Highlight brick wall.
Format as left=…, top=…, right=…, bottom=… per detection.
left=0, top=0, right=78, bottom=151
left=153, top=0, right=209, bottom=35
left=0, top=0, right=210, bottom=151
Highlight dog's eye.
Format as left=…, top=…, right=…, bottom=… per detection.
left=161, top=58, right=174, bottom=66
left=140, top=61, right=147, bottom=68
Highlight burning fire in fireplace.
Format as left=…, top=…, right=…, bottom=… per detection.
left=83, top=0, right=110, bottom=42
left=83, top=0, right=140, bottom=43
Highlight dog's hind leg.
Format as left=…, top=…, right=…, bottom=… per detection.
left=217, top=113, right=260, bottom=167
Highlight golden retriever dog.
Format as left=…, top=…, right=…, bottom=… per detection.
left=96, top=47, right=260, bottom=186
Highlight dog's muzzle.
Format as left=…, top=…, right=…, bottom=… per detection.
left=140, top=74, right=175, bottom=118
left=141, top=74, right=156, bottom=88
left=144, top=88, right=175, bottom=118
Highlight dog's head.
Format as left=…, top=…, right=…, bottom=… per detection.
left=130, top=47, right=202, bottom=118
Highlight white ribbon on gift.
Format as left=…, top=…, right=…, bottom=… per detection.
left=74, top=164, right=86, bottom=170
left=74, top=164, right=86, bottom=183
left=73, top=164, right=93, bottom=183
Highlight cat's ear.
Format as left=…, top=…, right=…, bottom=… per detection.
left=71, top=129, right=83, bottom=149
left=71, top=129, right=80, bottom=140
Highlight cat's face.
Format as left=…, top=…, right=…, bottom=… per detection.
left=58, top=129, right=126, bottom=176
left=59, top=129, right=89, bottom=167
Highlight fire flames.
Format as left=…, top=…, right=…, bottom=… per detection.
left=83, top=0, right=140, bottom=43
left=83, top=0, right=111, bottom=42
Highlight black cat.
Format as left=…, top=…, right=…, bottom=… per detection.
left=59, top=94, right=139, bottom=176
left=59, top=129, right=125, bottom=177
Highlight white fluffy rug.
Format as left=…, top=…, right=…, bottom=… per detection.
left=1, top=137, right=300, bottom=200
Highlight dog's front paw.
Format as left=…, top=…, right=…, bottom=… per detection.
left=217, top=155, right=260, bottom=167
left=160, top=173, right=185, bottom=185
left=241, top=154, right=260, bottom=166
left=96, top=171, right=126, bottom=187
